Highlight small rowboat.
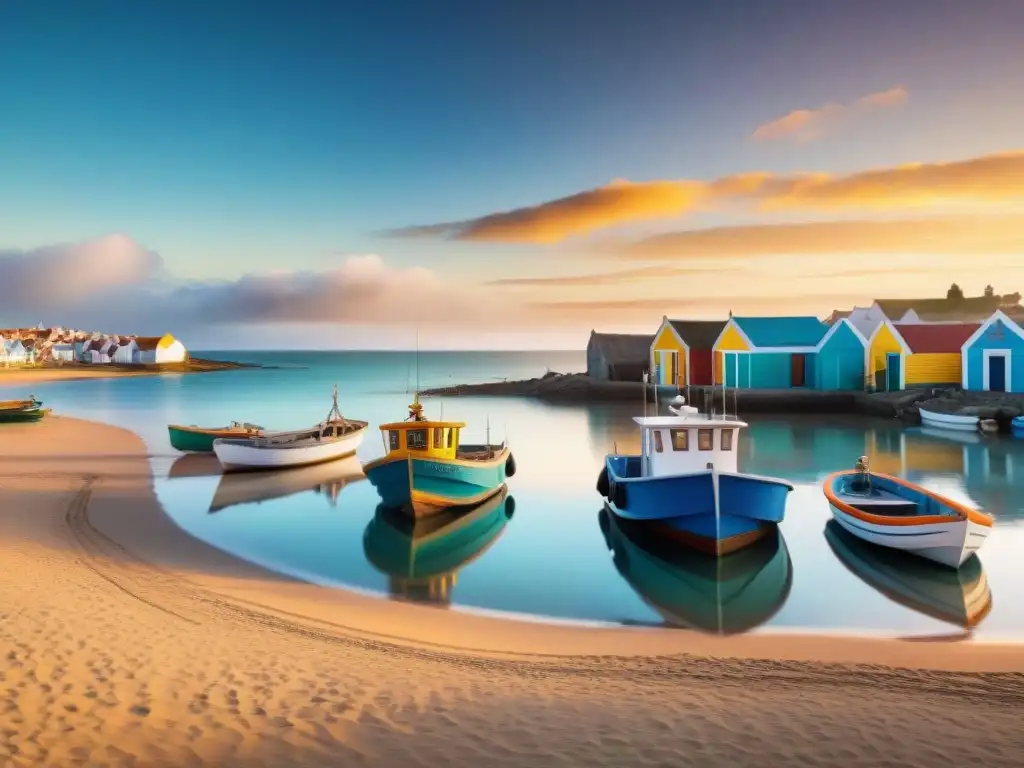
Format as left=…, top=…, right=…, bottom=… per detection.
left=213, top=386, right=367, bottom=472
left=823, top=458, right=992, bottom=568
left=0, top=407, right=50, bottom=423
left=919, top=408, right=979, bottom=433
left=168, top=422, right=265, bottom=453
left=0, top=396, right=42, bottom=411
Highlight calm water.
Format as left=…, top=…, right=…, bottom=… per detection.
left=13, top=350, right=1024, bottom=639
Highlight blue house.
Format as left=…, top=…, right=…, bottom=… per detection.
left=961, top=310, right=1024, bottom=393
left=713, top=316, right=833, bottom=389
left=813, top=319, right=869, bottom=390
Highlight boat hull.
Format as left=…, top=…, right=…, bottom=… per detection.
left=365, top=447, right=511, bottom=516
left=213, top=429, right=365, bottom=471
left=919, top=409, right=979, bottom=432
left=601, top=456, right=792, bottom=555
left=1012, top=417, right=1024, bottom=438
left=168, top=424, right=264, bottom=452
left=0, top=408, right=50, bottom=423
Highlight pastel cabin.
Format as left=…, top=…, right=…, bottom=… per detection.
left=713, top=316, right=830, bottom=389
left=868, top=320, right=979, bottom=391
left=961, top=310, right=1024, bottom=393
left=812, top=319, right=869, bottom=391
left=649, top=318, right=725, bottom=387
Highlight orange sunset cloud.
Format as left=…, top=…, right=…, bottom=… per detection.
left=751, top=86, right=908, bottom=142
left=387, top=150, right=1024, bottom=244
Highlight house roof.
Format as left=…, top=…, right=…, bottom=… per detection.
left=875, top=295, right=1018, bottom=322
left=134, top=336, right=162, bottom=351
left=666, top=319, right=725, bottom=349
left=588, top=331, right=654, bottom=364
left=893, top=323, right=981, bottom=354
left=732, top=316, right=830, bottom=348
left=824, top=309, right=852, bottom=325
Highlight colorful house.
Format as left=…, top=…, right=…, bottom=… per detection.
left=713, top=316, right=830, bottom=389
left=961, top=310, right=1024, bottom=393
left=586, top=331, right=654, bottom=381
left=868, top=321, right=979, bottom=391
left=649, top=317, right=724, bottom=387
left=813, top=319, right=869, bottom=390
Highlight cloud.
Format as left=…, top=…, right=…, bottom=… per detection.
left=752, top=86, right=907, bottom=143
left=484, top=264, right=728, bottom=287
left=623, top=215, right=1024, bottom=259
left=385, top=149, right=1024, bottom=244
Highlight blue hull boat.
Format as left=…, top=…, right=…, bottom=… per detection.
left=1012, top=416, right=1024, bottom=438
left=597, top=401, right=793, bottom=555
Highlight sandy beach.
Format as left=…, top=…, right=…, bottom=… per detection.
left=2, top=416, right=1023, bottom=767
left=0, top=359, right=249, bottom=388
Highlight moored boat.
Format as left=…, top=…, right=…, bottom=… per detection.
left=599, top=507, right=792, bottom=634
left=0, top=407, right=50, bottom=423
left=0, top=395, right=42, bottom=411
left=824, top=520, right=992, bottom=629
left=212, top=386, right=367, bottom=471
left=919, top=408, right=979, bottom=433
left=363, top=395, right=515, bottom=517
left=596, top=396, right=793, bottom=555
left=363, top=484, right=513, bottom=604
left=822, top=457, right=993, bottom=568
left=168, top=421, right=265, bottom=452
left=209, top=453, right=364, bottom=512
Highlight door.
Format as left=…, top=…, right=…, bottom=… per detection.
left=886, top=353, right=902, bottom=391
left=654, top=352, right=663, bottom=384
left=988, top=355, right=1007, bottom=392
left=724, top=352, right=737, bottom=387
left=671, top=351, right=680, bottom=386
left=790, top=354, right=806, bottom=387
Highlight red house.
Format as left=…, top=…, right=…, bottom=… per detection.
left=650, top=317, right=725, bottom=387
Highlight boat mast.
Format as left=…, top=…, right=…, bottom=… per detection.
left=486, top=415, right=492, bottom=458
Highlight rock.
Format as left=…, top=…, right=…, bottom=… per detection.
left=979, top=419, right=999, bottom=433
left=958, top=405, right=1001, bottom=418
left=899, top=407, right=922, bottom=425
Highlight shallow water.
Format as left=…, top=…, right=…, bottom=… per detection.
left=13, top=350, right=1024, bottom=639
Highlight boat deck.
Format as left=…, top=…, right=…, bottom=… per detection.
left=833, top=479, right=959, bottom=519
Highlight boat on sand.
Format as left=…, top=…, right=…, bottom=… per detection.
left=823, top=457, right=992, bottom=568
left=168, top=421, right=265, bottom=453
left=212, top=386, right=367, bottom=471
left=0, top=396, right=42, bottom=411
left=0, top=407, right=50, bottom=423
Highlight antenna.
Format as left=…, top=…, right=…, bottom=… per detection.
left=643, top=370, right=648, bottom=419
left=486, top=415, right=492, bottom=458
left=415, top=324, right=420, bottom=395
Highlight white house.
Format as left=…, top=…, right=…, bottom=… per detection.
left=51, top=343, right=76, bottom=362
left=112, top=338, right=139, bottom=364
left=136, top=333, right=187, bottom=364
left=3, top=339, right=28, bottom=364
left=86, top=338, right=115, bottom=364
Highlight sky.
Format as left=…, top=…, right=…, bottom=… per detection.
left=1, top=0, right=1023, bottom=349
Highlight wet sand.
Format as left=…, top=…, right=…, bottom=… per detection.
left=1, top=416, right=1023, bottom=767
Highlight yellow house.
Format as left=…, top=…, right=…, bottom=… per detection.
left=649, top=317, right=723, bottom=387
left=868, top=320, right=980, bottom=391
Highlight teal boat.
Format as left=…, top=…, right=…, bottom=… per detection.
left=824, top=520, right=992, bottom=629
left=363, top=485, right=514, bottom=604
left=599, top=507, right=792, bottom=634
left=167, top=421, right=264, bottom=452
left=0, top=407, right=50, bottom=423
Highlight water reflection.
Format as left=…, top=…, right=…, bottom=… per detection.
left=208, top=454, right=366, bottom=512
left=825, top=520, right=992, bottom=630
left=363, top=485, right=515, bottom=605
left=598, top=507, right=792, bottom=634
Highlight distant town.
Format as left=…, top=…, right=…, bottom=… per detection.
left=0, top=326, right=188, bottom=366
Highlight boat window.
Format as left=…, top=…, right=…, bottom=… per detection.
left=433, top=427, right=443, bottom=449
left=670, top=429, right=689, bottom=451
left=721, top=429, right=733, bottom=451
left=406, top=429, right=428, bottom=450
left=388, top=431, right=400, bottom=450
left=653, top=430, right=664, bottom=453
left=447, top=428, right=454, bottom=448
left=698, top=429, right=714, bottom=451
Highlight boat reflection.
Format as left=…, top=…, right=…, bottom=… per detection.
left=362, top=484, right=514, bottom=605
left=824, top=520, right=992, bottom=630
left=167, top=453, right=222, bottom=479
left=208, top=454, right=365, bottom=512
left=598, top=507, right=792, bottom=634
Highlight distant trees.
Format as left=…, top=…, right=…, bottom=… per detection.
left=947, top=283, right=964, bottom=301
left=984, top=285, right=995, bottom=297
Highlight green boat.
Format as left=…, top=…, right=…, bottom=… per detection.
left=0, top=407, right=50, bottom=423
left=167, top=421, right=264, bottom=453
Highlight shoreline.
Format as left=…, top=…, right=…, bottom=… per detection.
left=0, top=356, right=255, bottom=387
left=2, top=416, right=1024, bottom=764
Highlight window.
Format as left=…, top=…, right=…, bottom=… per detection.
left=653, top=430, right=664, bottom=453
left=698, top=429, right=714, bottom=451
left=670, top=429, right=689, bottom=451
left=447, top=428, right=455, bottom=448
left=721, top=429, right=733, bottom=451
left=406, top=429, right=428, bottom=450
left=388, top=431, right=400, bottom=450
left=433, top=427, right=443, bottom=449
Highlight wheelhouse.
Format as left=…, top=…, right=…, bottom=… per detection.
left=635, top=415, right=746, bottom=477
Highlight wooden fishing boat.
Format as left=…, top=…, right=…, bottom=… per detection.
left=363, top=394, right=515, bottom=518
left=0, top=407, right=50, bottom=423
left=0, top=396, right=42, bottom=411
left=362, top=485, right=513, bottom=605
left=212, top=386, right=367, bottom=471
left=168, top=421, right=265, bottom=452
left=597, top=396, right=792, bottom=556
left=599, top=507, right=791, bottom=634
left=919, top=408, right=979, bottom=433
left=824, top=520, right=992, bottom=629
left=209, top=453, right=364, bottom=512
left=823, top=457, right=993, bottom=568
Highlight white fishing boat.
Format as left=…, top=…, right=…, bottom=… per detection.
left=213, top=386, right=368, bottom=472
left=822, top=457, right=993, bottom=568
left=919, top=408, right=979, bottom=432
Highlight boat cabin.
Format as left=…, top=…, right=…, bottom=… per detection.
left=634, top=413, right=746, bottom=477
left=379, top=397, right=467, bottom=461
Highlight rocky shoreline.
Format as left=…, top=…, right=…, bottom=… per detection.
left=421, top=373, right=1024, bottom=431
